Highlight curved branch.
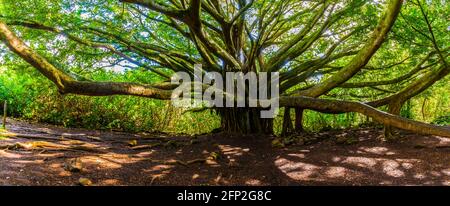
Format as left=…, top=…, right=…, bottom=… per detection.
left=279, top=96, right=450, bottom=137
left=0, top=21, right=172, bottom=100
left=339, top=53, right=439, bottom=88
left=297, top=0, right=403, bottom=97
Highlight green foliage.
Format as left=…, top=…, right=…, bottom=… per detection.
left=432, top=115, right=450, bottom=126
left=0, top=65, right=220, bottom=134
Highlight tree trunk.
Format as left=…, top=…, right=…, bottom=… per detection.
left=217, top=108, right=273, bottom=134
left=295, top=108, right=304, bottom=133
left=281, top=107, right=294, bottom=136
left=384, top=100, right=404, bottom=141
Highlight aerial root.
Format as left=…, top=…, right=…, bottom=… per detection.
left=130, top=142, right=162, bottom=150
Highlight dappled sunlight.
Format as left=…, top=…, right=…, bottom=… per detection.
left=382, top=160, right=404, bottom=177
left=1, top=119, right=448, bottom=185
left=133, top=151, right=154, bottom=158
left=100, top=179, right=120, bottom=185
left=434, top=136, right=450, bottom=144
left=273, top=144, right=448, bottom=185
left=275, top=156, right=364, bottom=182
left=324, top=167, right=351, bottom=178
left=357, top=146, right=396, bottom=155
left=49, top=162, right=62, bottom=169
left=143, top=164, right=175, bottom=183
left=245, top=179, right=262, bottom=186
left=218, top=144, right=250, bottom=157
left=342, top=156, right=378, bottom=168
left=81, top=155, right=123, bottom=169
left=275, top=158, right=321, bottom=180
left=57, top=170, right=72, bottom=177
left=401, top=162, right=414, bottom=169
left=341, top=156, right=421, bottom=178
left=218, top=144, right=250, bottom=167
left=147, top=164, right=175, bottom=173
left=441, top=169, right=450, bottom=176
left=192, top=173, right=200, bottom=180
left=413, top=173, right=426, bottom=179
left=430, top=171, right=442, bottom=177
left=287, top=153, right=306, bottom=159
left=46, top=162, right=72, bottom=177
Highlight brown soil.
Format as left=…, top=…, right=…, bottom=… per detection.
left=0, top=118, right=449, bottom=186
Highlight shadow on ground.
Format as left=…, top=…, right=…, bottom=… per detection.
left=0, top=119, right=449, bottom=186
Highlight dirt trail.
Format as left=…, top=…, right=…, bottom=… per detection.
left=0, top=118, right=449, bottom=186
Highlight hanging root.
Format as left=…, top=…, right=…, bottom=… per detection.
left=130, top=142, right=162, bottom=150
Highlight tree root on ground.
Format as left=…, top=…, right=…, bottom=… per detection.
left=0, top=132, right=62, bottom=141
left=0, top=141, right=107, bottom=153
left=0, top=131, right=105, bottom=142
left=130, top=142, right=162, bottom=150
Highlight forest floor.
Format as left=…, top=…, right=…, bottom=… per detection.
left=0, top=118, right=449, bottom=186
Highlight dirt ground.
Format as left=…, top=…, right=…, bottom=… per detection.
left=0, top=118, right=449, bottom=186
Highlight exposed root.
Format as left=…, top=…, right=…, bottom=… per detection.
left=0, top=132, right=61, bottom=141
left=0, top=141, right=107, bottom=153
left=85, top=136, right=103, bottom=142
left=130, top=142, right=162, bottom=150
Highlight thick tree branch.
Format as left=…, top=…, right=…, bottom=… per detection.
left=0, top=21, right=172, bottom=99
left=296, top=0, right=403, bottom=97
left=279, top=96, right=450, bottom=137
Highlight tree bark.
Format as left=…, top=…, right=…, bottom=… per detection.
left=281, top=107, right=294, bottom=136
left=383, top=100, right=404, bottom=141
left=217, top=108, right=273, bottom=134
left=295, top=108, right=304, bottom=133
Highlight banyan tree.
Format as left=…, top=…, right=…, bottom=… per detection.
left=0, top=0, right=449, bottom=138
